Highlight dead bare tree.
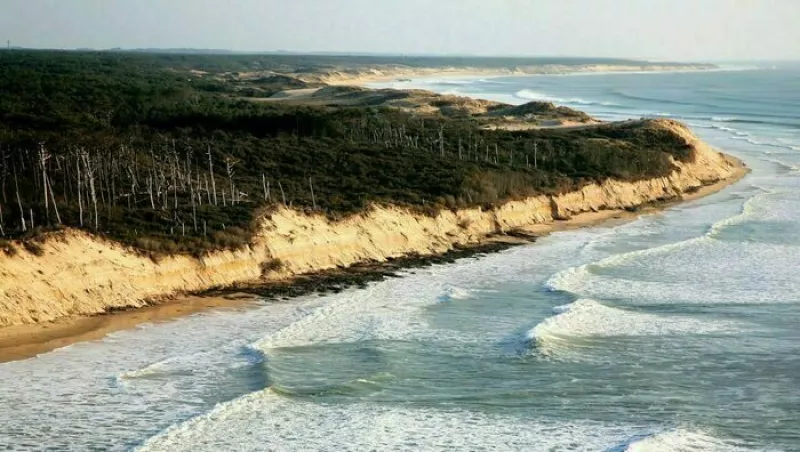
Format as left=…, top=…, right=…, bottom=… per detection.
left=81, top=151, right=99, bottom=230
left=278, top=180, right=287, bottom=207
left=38, top=144, right=50, bottom=219
left=172, top=147, right=179, bottom=210
left=224, top=156, right=239, bottom=205
left=46, top=172, right=62, bottom=225
left=207, top=145, right=217, bottom=206
left=309, top=177, right=317, bottom=210
left=13, top=160, right=25, bottom=232
left=157, top=163, right=167, bottom=211
left=77, top=154, right=85, bottom=226
left=125, top=165, right=137, bottom=210
left=146, top=176, right=155, bottom=209
left=195, top=172, right=203, bottom=206
left=189, top=175, right=198, bottom=233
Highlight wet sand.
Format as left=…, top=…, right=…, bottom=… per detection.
left=0, top=294, right=260, bottom=363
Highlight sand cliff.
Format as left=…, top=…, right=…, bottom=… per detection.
left=0, top=121, right=743, bottom=328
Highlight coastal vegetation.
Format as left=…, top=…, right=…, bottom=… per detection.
left=0, top=50, right=694, bottom=255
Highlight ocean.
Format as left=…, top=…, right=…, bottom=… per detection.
left=2, top=66, right=799, bottom=451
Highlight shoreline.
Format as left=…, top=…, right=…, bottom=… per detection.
left=0, top=159, right=748, bottom=364
left=318, top=63, right=721, bottom=86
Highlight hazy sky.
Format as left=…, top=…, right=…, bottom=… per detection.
left=2, top=0, right=798, bottom=61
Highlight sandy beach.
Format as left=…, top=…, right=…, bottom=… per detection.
left=0, top=294, right=261, bottom=363
left=316, top=63, right=719, bottom=86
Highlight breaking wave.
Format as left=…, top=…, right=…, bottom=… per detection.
left=527, top=299, right=738, bottom=358
left=609, top=428, right=752, bottom=452
left=137, top=389, right=747, bottom=452
left=515, top=89, right=620, bottom=106
left=545, top=188, right=773, bottom=296
left=438, top=286, right=475, bottom=302
left=541, top=188, right=800, bottom=307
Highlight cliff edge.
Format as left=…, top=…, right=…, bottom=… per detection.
left=0, top=121, right=743, bottom=327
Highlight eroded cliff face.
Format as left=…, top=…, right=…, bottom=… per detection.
left=0, top=123, right=742, bottom=327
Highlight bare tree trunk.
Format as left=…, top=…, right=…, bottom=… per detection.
left=225, top=157, right=239, bottom=206
left=0, top=202, right=5, bottom=236
left=82, top=153, right=99, bottom=230
left=146, top=176, right=155, bottom=209
left=62, top=154, right=71, bottom=204
left=173, top=160, right=178, bottom=210
left=278, top=181, right=287, bottom=207
left=77, top=156, right=84, bottom=226
left=190, top=178, right=197, bottom=232
left=13, top=161, right=26, bottom=232
left=262, top=174, right=269, bottom=201
left=46, top=174, right=62, bottom=225
left=207, top=145, right=217, bottom=206
left=39, top=144, right=50, bottom=220
left=195, top=174, right=202, bottom=206
left=159, top=167, right=167, bottom=211
left=126, top=162, right=138, bottom=210
left=309, top=177, right=317, bottom=210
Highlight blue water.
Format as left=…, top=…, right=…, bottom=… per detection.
left=2, top=67, right=799, bottom=451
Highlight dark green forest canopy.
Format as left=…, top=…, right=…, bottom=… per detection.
left=0, top=51, right=694, bottom=255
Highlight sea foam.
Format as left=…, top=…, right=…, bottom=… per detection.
left=613, top=428, right=752, bottom=452
left=514, top=89, right=619, bottom=106
left=527, top=299, right=737, bottom=354
left=137, top=388, right=746, bottom=452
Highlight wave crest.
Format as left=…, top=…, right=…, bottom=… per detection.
left=438, top=286, right=475, bottom=302
left=515, top=89, right=619, bottom=106
left=545, top=188, right=775, bottom=299
left=528, top=299, right=735, bottom=349
left=612, top=428, right=751, bottom=452
left=139, top=389, right=745, bottom=452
